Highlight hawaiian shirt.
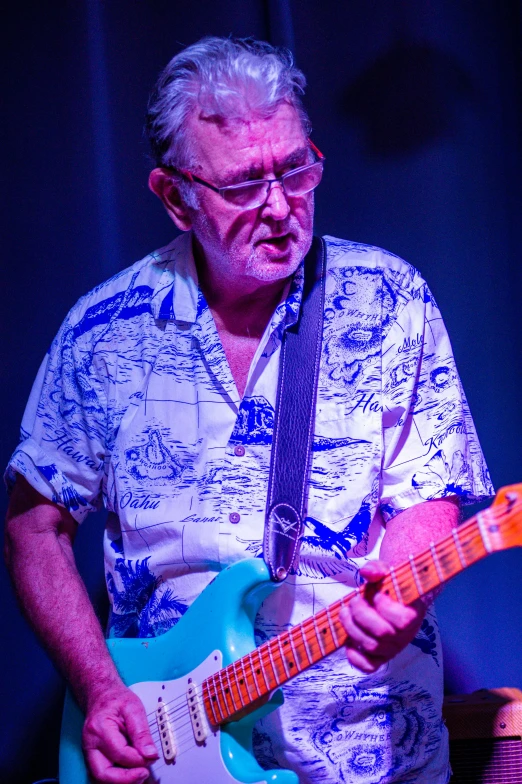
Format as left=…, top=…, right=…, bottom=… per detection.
left=7, top=232, right=493, bottom=783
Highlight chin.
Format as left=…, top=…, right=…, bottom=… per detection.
left=246, top=240, right=309, bottom=282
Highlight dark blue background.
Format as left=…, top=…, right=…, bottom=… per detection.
left=2, top=1, right=521, bottom=781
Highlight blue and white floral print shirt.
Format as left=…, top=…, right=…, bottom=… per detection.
left=8, top=232, right=493, bottom=783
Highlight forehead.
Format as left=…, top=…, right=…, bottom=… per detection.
left=186, top=102, right=308, bottom=179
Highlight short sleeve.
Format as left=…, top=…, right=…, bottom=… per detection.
left=5, top=310, right=107, bottom=523
left=379, top=277, right=493, bottom=521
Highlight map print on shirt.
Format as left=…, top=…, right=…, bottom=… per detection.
left=7, top=233, right=493, bottom=783
left=253, top=621, right=445, bottom=784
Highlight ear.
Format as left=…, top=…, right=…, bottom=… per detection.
left=148, top=168, right=192, bottom=231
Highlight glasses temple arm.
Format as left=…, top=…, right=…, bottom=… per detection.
left=308, top=139, right=325, bottom=160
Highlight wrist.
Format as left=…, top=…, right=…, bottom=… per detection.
left=73, top=666, right=125, bottom=713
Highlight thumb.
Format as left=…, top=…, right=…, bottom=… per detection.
left=359, top=559, right=389, bottom=583
left=122, top=700, right=159, bottom=760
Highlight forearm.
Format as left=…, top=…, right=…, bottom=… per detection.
left=380, top=496, right=460, bottom=567
left=5, top=478, right=159, bottom=783
left=379, top=496, right=460, bottom=607
left=341, top=497, right=461, bottom=672
left=5, top=484, right=121, bottom=712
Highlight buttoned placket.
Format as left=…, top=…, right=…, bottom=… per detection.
left=150, top=234, right=305, bottom=571
left=216, top=294, right=301, bottom=566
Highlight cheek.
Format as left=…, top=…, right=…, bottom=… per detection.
left=194, top=202, right=248, bottom=246
left=222, top=212, right=258, bottom=246
left=290, top=193, right=315, bottom=229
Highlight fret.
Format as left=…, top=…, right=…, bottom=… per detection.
left=265, top=642, right=282, bottom=685
left=389, top=565, right=403, bottom=602
left=214, top=669, right=233, bottom=718
left=325, top=606, right=341, bottom=646
left=414, top=554, right=438, bottom=593
left=247, top=650, right=262, bottom=697
left=236, top=658, right=254, bottom=703
left=477, top=512, right=493, bottom=553
left=408, top=555, right=422, bottom=596
left=304, top=618, right=324, bottom=661
left=459, top=529, right=483, bottom=564
left=276, top=636, right=291, bottom=678
left=439, top=545, right=459, bottom=577
left=430, top=541, right=445, bottom=583
left=255, top=647, right=271, bottom=692
left=313, top=615, right=327, bottom=656
left=315, top=610, right=335, bottom=656
left=318, top=610, right=337, bottom=654
left=203, top=677, right=221, bottom=725
left=299, top=623, right=313, bottom=665
left=229, top=663, right=246, bottom=708
left=287, top=630, right=302, bottom=671
left=452, top=528, right=467, bottom=568
left=222, top=666, right=240, bottom=713
left=236, top=656, right=252, bottom=702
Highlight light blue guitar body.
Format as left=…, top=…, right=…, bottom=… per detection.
left=59, top=558, right=299, bottom=783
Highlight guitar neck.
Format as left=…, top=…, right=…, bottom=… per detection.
left=202, top=498, right=521, bottom=725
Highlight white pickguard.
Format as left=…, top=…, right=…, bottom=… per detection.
left=130, top=650, right=268, bottom=784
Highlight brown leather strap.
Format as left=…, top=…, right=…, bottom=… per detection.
left=263, top=236, right=326, bottom=582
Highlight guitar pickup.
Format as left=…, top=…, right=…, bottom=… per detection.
left=187, top=681, right=210, bottom=743
left=156, top=698, right=176, bottom=763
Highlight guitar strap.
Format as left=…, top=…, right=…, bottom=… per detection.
left=263, top=236, right=327, bottom=582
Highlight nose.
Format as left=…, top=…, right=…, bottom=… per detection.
left=263, top=180, right=291, bottom=220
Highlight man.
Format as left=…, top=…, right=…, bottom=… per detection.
left=5, top=37, right=492, bottom=784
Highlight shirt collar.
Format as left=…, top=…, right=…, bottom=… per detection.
left=150, top=231, right=199, bottom=323
left=150, top=230, right=305, bottom=329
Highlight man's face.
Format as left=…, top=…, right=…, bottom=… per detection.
left=183, top=102, right=315, bottom=290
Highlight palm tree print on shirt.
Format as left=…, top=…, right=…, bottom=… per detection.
left=107, top=556, right=188, bottom=637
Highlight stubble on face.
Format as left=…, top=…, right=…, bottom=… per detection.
left=185, top=104, right=315, bottom=296
left=243, top=195, right=314, bottom=282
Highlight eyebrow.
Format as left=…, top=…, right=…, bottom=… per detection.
left=218, top=145, right=310, bottom=186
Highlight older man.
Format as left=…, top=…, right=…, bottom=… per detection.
left=5, top=37, right=491, bottom=784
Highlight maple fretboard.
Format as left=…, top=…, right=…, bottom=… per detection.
left=201, top=488, right=522, bottom=726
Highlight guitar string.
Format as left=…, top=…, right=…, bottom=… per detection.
left=140, top=511, right=522, bottom=729
left=134, top=501, right=522, bottom=768
left=137, top=502, right=522, bottom=727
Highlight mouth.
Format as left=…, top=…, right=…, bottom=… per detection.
left=256, top=233, right=293, bottom=254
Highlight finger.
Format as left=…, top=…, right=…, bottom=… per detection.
left=373, top=592, right=421, bottom=631
left=343, top=597, right=397, bottom=640
left=85, top=748, right=150, bottom=784
left=359, top=560, right=389, bottom=582
left=122, top=701, right=159, bottom=760
left=346, top=645, right=388, bottom=673
left=340, top=606, right=385, bottom=654
left=83, top=716, right=148, bottom=769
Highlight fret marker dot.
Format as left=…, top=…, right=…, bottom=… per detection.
left=289, top=662, right=294, bottom=668
left=239, top=679, right=244, bottom=684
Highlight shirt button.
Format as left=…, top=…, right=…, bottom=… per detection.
left=234, top=445, right=245, bottom=457
left=229, top=512, right=241, bottom=524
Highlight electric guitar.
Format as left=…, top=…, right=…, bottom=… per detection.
left=59, top=484, right=522, bottom=783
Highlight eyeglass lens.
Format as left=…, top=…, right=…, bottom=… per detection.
left=221, top=161, right=324, bottom=208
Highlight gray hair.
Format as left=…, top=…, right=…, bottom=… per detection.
left=146, top=36, right=311, bottom=174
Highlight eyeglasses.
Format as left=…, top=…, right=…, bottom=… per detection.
left=168, top=139, right=325, bottom=210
